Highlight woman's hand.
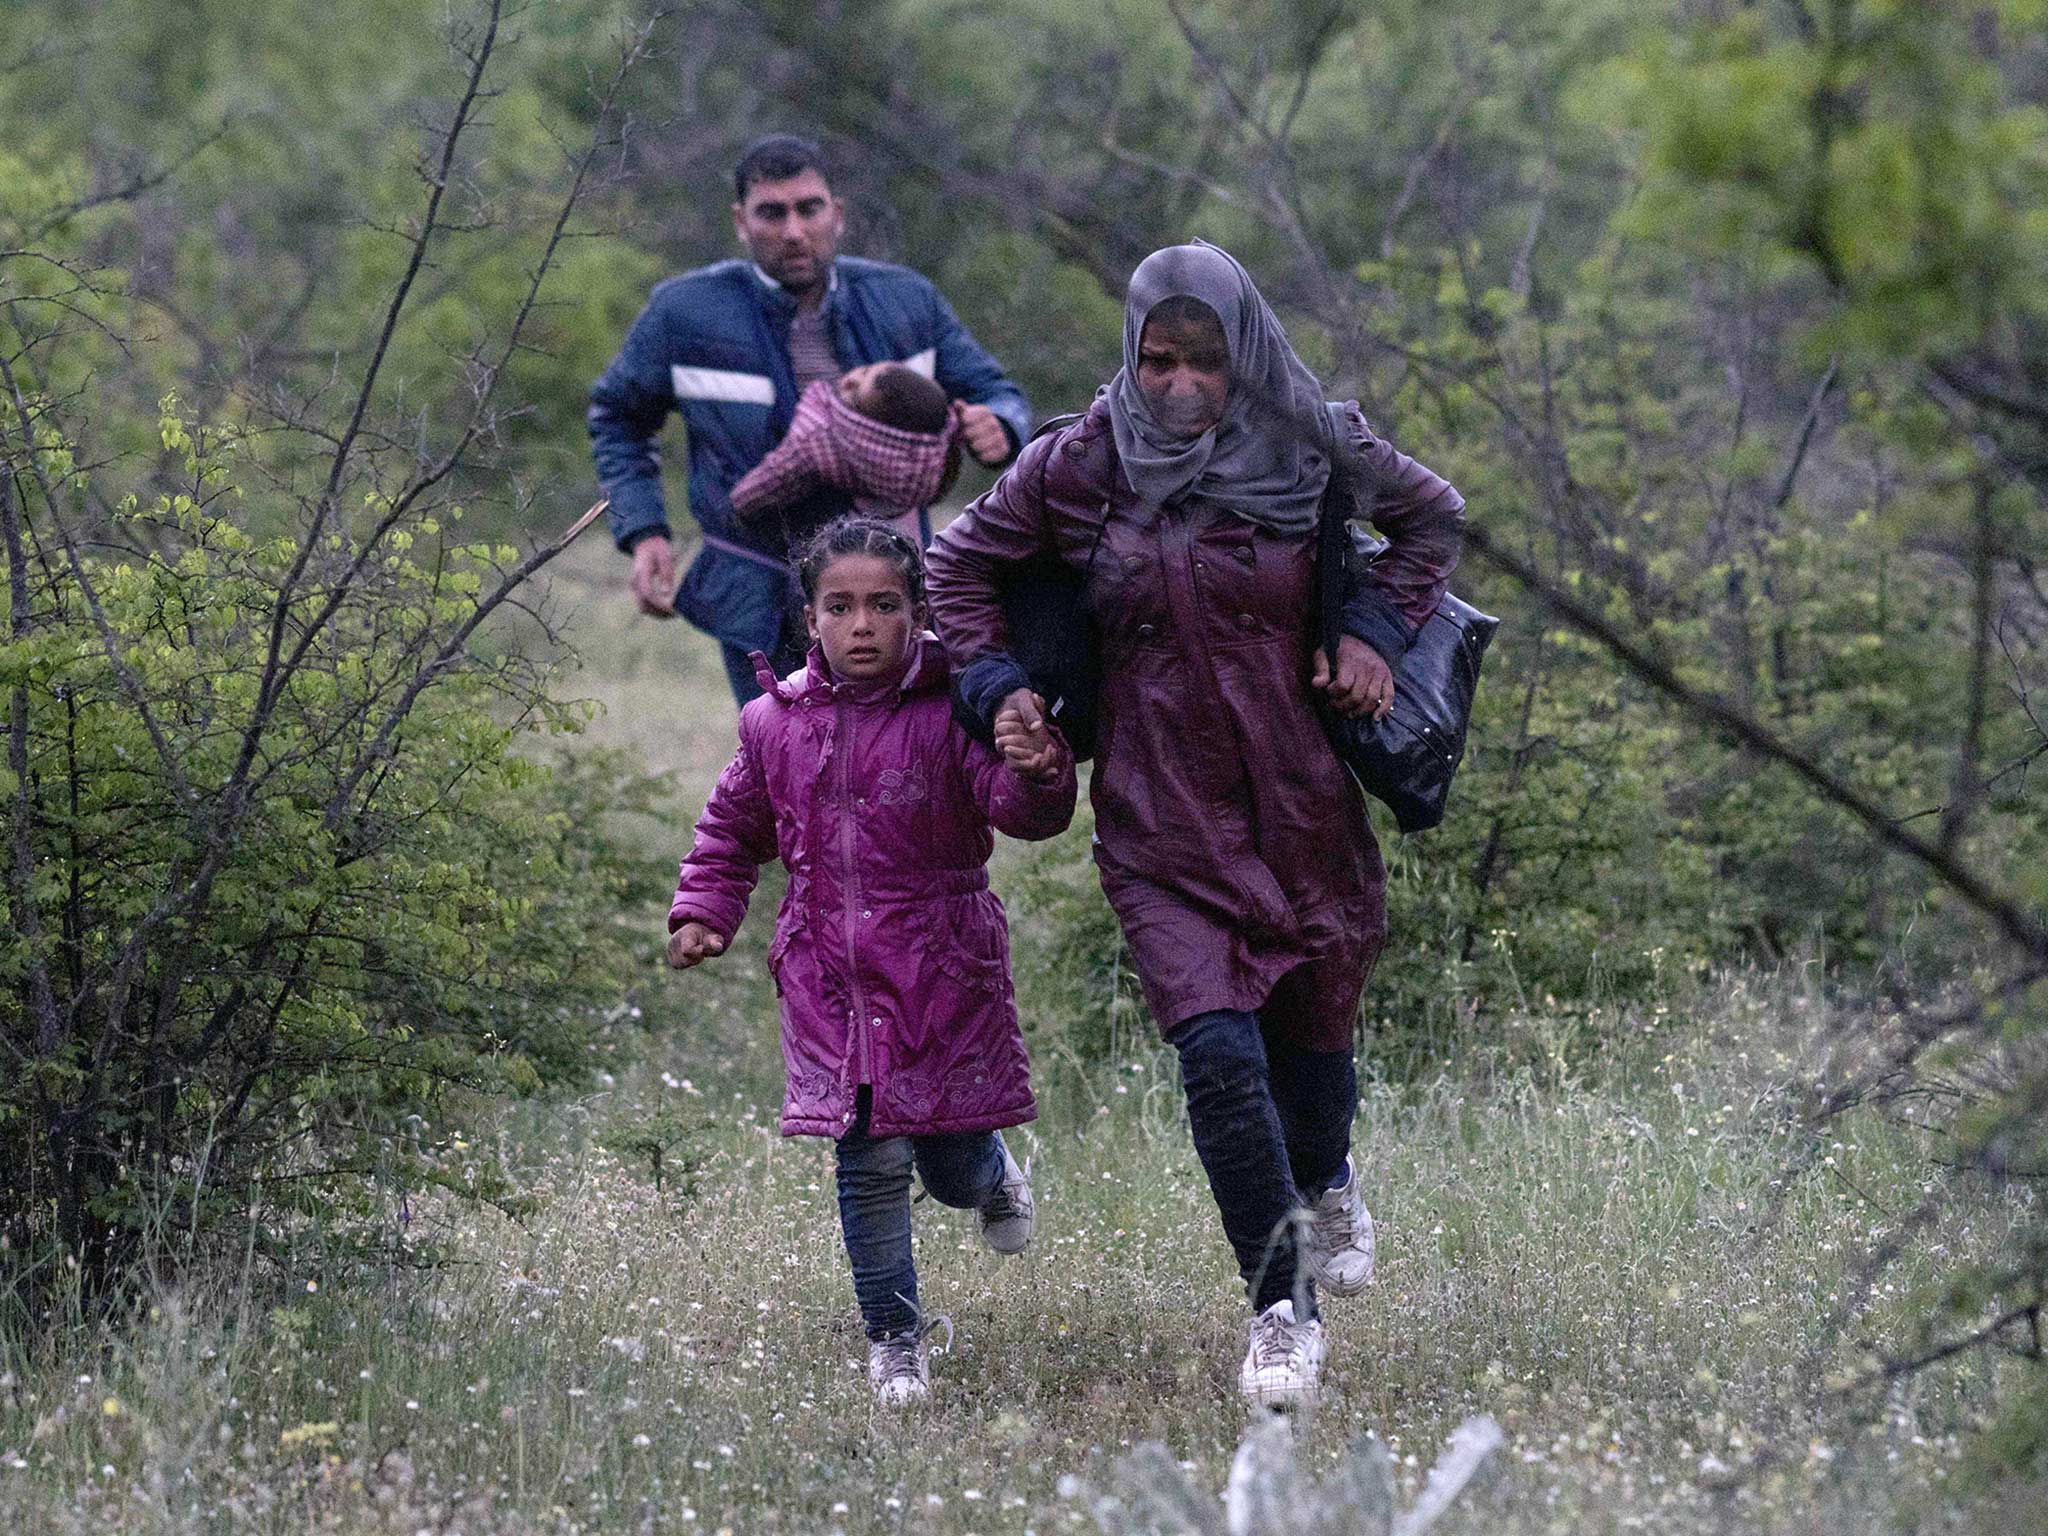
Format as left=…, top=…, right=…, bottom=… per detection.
left=1312, top=635, right=1394, bottom=721
left=995, top=687, right=1062, bottom=782
left=666, top=921, right=726, bottom=969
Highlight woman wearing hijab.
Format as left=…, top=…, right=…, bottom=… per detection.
left=925, top=242, right=1464, bottom=1406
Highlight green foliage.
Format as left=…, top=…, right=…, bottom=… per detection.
left=0, top=5, right=674, bottom=1314
left=598, top=1104, right=709, bottom=1195
left=1007, top=796, right=1152, bottom=1067
left=0, top=401, right=659, bottom=1304
left=6, top=0, right=2047, bottom=1464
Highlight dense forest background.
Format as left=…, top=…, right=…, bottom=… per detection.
left=5, top=1, right=2048, bottom=1527
left=15, top=0, right=2046, bottom=1007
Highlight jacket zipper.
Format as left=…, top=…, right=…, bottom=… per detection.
left=836, top=693, right=873, bottom=1088
left=1164, top=508, right=1267, bottom=910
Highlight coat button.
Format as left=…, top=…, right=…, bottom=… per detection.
left=1123, top=554, right=1141, bottom=571
left=1236, top=545, right=1254, bottom=562
left=1065, top=441, right=1086, bottom=457
left=1137, top=623, right=1156, bottom=639
left=1237, top=612, right=1256, bottom=630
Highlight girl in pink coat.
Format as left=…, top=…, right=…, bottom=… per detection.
left=666, top=516, right=1076, bottom=1407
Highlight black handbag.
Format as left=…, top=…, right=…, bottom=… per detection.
left=1316, top=426, right=1498, bottom=834
left=950, top=415, right=1105, bottom=760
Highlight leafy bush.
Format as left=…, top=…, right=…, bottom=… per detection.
left=0, top=405, right=658, bottom=1311
left=0, top=2, right=664, bottom=1317
left=1006, top=796, right=1151, bottom=1067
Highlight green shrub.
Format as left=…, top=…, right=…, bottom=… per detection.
left=0, top=404, right=660, bottom=1315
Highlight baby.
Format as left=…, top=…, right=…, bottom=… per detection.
left=729, top=363, right=964, bottom=533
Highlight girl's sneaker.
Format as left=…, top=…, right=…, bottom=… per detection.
left=1239, top=1299, right=1326, bottom=1408
left=868, top=1316, right=950, bottom=1408
left=1304, top=1156, right=1375, bottom=1297
left=976, top=1143, right=1035, bottom=1255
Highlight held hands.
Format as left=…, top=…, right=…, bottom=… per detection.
left=666, top=921, right=726, bottom=969
left=630, top=534, right=679, bottom=619
left=956, top=403, right=1011, bottom=466
left=994, top=687, right=1062, bottom=784
left=1312, top=634, right=1394, bottom=721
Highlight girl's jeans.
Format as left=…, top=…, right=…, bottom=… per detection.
left=1168, top=1007, right=1358, bottom=1319
left=834, top=1086, right=1007, bottom=1339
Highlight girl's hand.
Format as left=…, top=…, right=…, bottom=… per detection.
left=995, top=688, right=1061, bottom=783
left=667, top=921, right=727, bottom=969
left=1312, top=635, right=1394, bottom=721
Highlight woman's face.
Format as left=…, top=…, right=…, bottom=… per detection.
left=1136, top=307, right=1230, bottom=436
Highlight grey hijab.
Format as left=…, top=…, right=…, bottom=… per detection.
left=1107, top=240, right=1332, bottom=532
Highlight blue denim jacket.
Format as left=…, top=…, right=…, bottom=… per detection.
left=587, top=256, right=1032, bottom=654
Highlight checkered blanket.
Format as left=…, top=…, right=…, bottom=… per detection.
left=729, top=380, right=959, bottom=522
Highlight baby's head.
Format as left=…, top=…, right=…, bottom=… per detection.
left=796, top=516, right=928, bottom=681
left=833, top=364, right=964, bottom=502
left=835, top=363, right=950, bottom=432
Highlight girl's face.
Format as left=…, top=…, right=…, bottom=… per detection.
left=1136, top=308, right=1230, bottom=436
left=805, top=552, right=921, bottom=680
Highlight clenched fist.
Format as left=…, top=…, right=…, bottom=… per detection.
left=667, top=921, right=726, bottom=969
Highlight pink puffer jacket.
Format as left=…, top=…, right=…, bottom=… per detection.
left=669, top=638, right=1076, bottom=1138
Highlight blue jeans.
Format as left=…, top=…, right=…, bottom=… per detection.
left=1169, top=1008, right=1358, bottom=1318
left=834, top=1087, right=1007, bottom=1339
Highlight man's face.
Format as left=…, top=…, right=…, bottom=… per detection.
left=732, top=170, right=843, bottom=298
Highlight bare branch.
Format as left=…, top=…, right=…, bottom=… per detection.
left=1460, top=519, right=2048, bottom=963
left=18, top=126, right=232, bottom=244
left=248, top=0, right=507, bottom=781
left=2, top=468, right=63, bottom=1054
left=329, top=500, right=608, bottom=829
left=0, top=335, right=196, bottom=809
left=1939, top=479, right=1998, bottom=855
left=1771, top=358, right=1839, bottom=510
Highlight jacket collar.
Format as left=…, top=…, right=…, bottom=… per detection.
left=751, top=260, right=839, bottom=317
left=754, top=632, right=950, bottom=707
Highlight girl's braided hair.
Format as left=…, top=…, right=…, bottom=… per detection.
left=794, top=515, right=927, bottom=611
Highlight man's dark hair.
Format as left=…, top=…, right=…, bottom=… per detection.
left=856, top=365, right=951, bottom=435
left=734, top=135, right=831, bottom=201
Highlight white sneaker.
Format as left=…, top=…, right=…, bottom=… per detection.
left=976, top=1141, right=1034, bottom=1255
left=868, top=1316, right=950, bottom=1408
left=1239, top=1299, right=1326, bottom=1408
left=1304, top=1157, right=1375, bottom=1297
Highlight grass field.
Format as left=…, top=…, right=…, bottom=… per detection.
left=1, top=538, right=2034, bottom=1534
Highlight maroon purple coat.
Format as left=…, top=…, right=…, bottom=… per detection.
left=669, top=640, right=1076, bottom=1139
left=925, top=399, right=1463, bottom=1051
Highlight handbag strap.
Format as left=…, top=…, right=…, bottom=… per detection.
left=1030, top=410, right=1113, bottom=586
left=1316, top=403, right=1380, bottom=660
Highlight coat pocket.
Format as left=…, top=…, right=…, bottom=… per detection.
left=912, top=897, right=1009, bottom=990
left=767, top=907, right=807, bottom=996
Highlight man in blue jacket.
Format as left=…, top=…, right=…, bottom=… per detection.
left=589, top=135, right=1033, bottom=706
